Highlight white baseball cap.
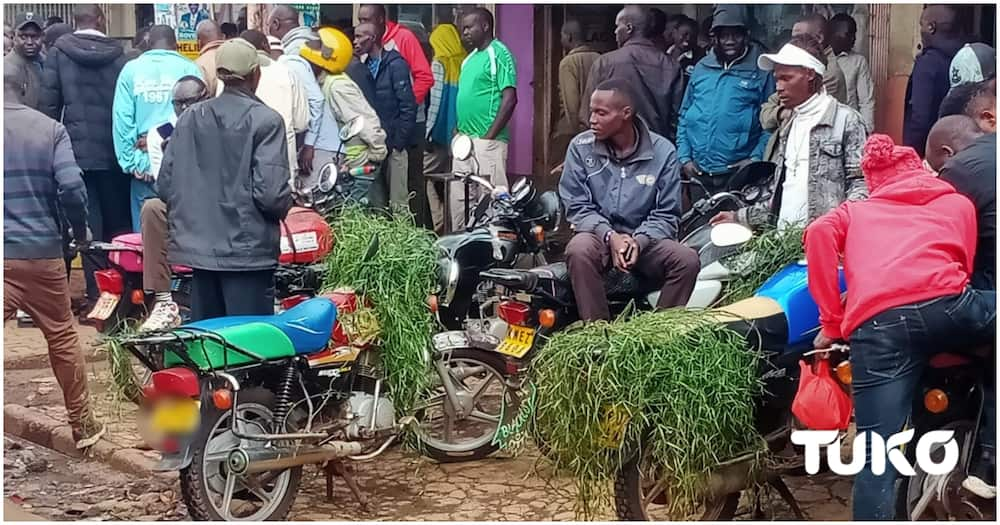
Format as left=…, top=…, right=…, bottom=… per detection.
left=758, top=43, right=827, bottom=76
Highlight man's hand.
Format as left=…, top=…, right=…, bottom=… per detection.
left=135, top=135, right=147, bottom=152
left=609, top=233, right=638, bottom=271
left=710, top=211, right=737, bottom=225
left=550, top=162, right=564, bottom=176
left=813, top=332, right=836, bottom=351
left=298, top=145, right=315, bottom=177
left=682, top=161, right=702, bottom=180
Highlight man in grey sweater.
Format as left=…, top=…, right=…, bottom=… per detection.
left=3, top=66, right=105, bottom=449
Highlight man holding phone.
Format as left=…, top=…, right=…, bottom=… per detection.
left=559, top=79, right=699, bottom=321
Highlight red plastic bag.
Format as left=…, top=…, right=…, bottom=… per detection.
left=791, top=359, right=853, bottom=431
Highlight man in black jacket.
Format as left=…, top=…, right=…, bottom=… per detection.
left=40, top=4, right=131, bottom=309
left=354, top=22, right=417, bottom=209
left=157, top=39, right=293, bottom=320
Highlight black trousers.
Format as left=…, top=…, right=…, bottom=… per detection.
left=407, top=121, right=432, bottom=229
left=190, top=269, right=275, bottom=321
left=81, top=170, right=132, bottom=300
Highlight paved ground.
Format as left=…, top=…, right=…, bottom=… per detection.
left=2, top=270, right=852, bottom=521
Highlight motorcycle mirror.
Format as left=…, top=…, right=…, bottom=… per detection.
left=710, top=223, right=753, bottom=247
left=340, top=116, right=365, bottom=142
left=451, top=134, right=474, bottom=161
left=317, top=163, right=338, bottom=193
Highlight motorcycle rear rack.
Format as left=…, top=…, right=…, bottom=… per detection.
left=119, top=328, right=270, bottom=373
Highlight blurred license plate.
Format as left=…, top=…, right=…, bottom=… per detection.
left=150, top=398, right=200, bottom=434
left=496, top=325, right=535, bottom=358
left=87, top=292, right=119, bottom=320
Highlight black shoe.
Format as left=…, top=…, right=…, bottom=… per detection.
left=963, top=447, right=996, bottom=499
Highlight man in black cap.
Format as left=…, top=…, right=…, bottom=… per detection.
left=4, top=12, right=44, bottom=109
left=676, top=5, right=775, bottom=203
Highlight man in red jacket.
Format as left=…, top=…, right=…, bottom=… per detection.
left=805, top=134, right=995, bottom=518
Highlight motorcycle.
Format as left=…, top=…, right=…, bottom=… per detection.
left=431, top=134, right=562, bottom=331
left=119, top=235, right=517, bottom=521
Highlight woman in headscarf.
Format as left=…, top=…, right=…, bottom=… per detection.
left=424, top=22, right=467, bottom=233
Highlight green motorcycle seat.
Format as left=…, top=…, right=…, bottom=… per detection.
left=164, top=322, right=296, bottom=370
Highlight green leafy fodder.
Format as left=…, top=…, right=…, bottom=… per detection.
left=530, top=308, right=764, bottom=518
left=722, top=224, right=805, bottom=303
left=322, top=205, right=438, bottom=414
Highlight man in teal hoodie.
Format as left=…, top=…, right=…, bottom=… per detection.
left=112, top=25, right=202, bottom=232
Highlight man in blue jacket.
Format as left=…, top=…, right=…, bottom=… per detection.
left=559, top=79, right=700, bottom=321
left=676, top=5, right=774, bottom=203
left=112, top=25, right=202, bottom=232
left=354, top=22, right=417, bottom=209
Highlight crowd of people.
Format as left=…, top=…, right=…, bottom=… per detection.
left=3, top=3, right=997, bottom=519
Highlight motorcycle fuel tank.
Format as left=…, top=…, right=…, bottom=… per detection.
left=755, top=262, right=846, bottom=346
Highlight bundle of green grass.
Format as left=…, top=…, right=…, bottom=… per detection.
left=322, top=205, right=439, bottom=414
left=529, top=308, right=764, bottom=518
left=722, top=224, right=806, bottom=303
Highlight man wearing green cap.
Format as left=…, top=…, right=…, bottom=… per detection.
left=157, top=38, right=293, bottom=320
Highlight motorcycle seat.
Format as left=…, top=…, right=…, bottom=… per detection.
left=108, top=232, right=193, bottom=274
left=184, top=297, right=337, bottom=355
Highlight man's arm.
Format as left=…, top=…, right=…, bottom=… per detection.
left=675, top=73, right=696, bottom=165
left=558, top=141, right=613, bottom=241
left=578, top=58, right=603, bottom=130
left=483, top=46, right=518, bottom=141
left=841, top=111, right=869, bottom=201
left=665, top=61, right=684, bottom=142
left=111, top=66, right=145, bottom=175
left=390, top=61, right=418, bottom=151
left=52, top=123, right=88, bottom=243
left=39, top=49, right=63, bottom=120
left=287, top=66, right=310, bottom=133
left=396, top=29, right=433, bottom=104
left=856, top=56, right=876, bottom=132
left=426, top=61, right=445, bottom=139
left=251, top=113, right=294, bottom=222
left=633, top=146, right=682, bottom=251
left=803, top=205, right=850, bottom=340
left=902, top=59, right=940, bottom=156
left=759, top=91, right=784, bottom=132
left=287, top=58, right=324, bottom=148
left=558, top=57, right=581, bottom=132
left=751, top=72, right=777, bottom=160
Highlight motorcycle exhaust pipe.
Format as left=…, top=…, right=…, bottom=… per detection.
left=244, top=441, right=364, bottom=474
left=701, top=455, right=758, bottom=501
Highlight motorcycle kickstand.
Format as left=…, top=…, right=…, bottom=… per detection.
left=769, top=476, right=807, bottom=520
left=324, top=460, right=369, bottom=511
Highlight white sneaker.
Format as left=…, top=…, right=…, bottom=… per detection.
left=140, top=301, right=181, bottom=332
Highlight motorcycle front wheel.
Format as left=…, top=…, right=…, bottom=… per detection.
left=412, top=348, right=521, bottom=463
left=180, top=388, right=302, bottom=521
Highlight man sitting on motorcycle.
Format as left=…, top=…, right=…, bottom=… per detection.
left=805, top=134, right=996, bottom=519
left=558, top=78, right=700, bottom=321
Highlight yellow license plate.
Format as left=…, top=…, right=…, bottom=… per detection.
left=150, top=398, right=201, bottom=434
left=496, top=325, right=535, bottom=358
left=599, top=404, right=630, bottom=449
left=87, top=292, right=120, bottom=320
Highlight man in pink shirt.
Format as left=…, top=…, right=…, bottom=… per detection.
left=358, top=4, right=434, bottom=228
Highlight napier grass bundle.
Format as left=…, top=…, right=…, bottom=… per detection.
left=323, top=205, right=438, bottom=414
left=530, top=308, right=765, bottom=518
left=722, top=224, right=806, bottom=303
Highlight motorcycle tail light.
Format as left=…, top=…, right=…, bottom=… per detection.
left=150, top=368, right=200, bottom=398
left=539, top=309, right=556, bottom=329
left=532, top=225, right=545, bottom=244
left=498, top=300, right=531, bottom=327
left=924, top=389, right=949, bottom=414
left=95, top=269, right=124, bottom=295
left=427, top=295, right=439, bottom=313
left=131, top=289, right=146, bottom=305
left=835, top=361, right=852, bottom=385
left=281, top=294, right=308, bottom=311
left=212, top=388, right=233, bottom=410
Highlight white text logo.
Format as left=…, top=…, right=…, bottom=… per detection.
left=790, top=429, right=958, bottom=476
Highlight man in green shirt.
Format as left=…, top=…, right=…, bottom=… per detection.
left=451, top=7, right=518, bottom=231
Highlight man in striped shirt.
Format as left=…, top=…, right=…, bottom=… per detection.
left=3, top=66, right=105, bottom=449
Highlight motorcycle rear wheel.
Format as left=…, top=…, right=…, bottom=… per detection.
left=180, top=388, right=302, bottom=521
left=413, top=348, right=521, bottom=463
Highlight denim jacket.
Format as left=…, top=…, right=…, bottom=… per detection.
left=739, top=100, right=869, bottom=227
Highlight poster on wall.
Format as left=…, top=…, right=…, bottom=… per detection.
left=291, top=4, right=320, bottom=28
left=155, top=3, right=213, bottom=59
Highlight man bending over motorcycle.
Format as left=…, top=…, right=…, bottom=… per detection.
left=138, top=77, right=211, bottom=331
left=804, top=134, right=995, bottom=519
left=558, top=78, right=699, bottom=321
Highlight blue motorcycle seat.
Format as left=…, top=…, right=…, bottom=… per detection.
left=184, top=297, right=337, bottom=354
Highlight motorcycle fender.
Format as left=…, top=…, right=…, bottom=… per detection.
left=432, top=331, right=471, bottom=353
left=153, top=445, right=194, bottom=472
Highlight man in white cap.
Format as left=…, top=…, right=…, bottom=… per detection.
left=712, top=34, right=868, bottom=230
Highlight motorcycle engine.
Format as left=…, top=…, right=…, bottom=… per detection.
left=344, top=392, right=395, bottom=440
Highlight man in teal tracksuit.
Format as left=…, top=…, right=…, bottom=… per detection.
left=676, top=5, right=775, bottom=203
left=112, top=25, right=202, bottom=232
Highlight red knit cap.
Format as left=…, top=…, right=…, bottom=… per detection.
left=861, top=134, right=927, bottom=191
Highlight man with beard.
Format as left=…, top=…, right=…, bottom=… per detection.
left=559, top=79, right=700, bottom=321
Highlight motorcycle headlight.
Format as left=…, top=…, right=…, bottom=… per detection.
left=437, top=257, right=460, bottom=307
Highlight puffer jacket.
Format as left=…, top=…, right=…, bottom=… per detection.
left=738, top=99, right=869, bottom=227
left=559, top=117, right=683, bottom=250
left=39, top=33, right=127, bottom=171
left=676, top=43, right=775, bottom=173
left=366, top=49, right=417, bottom=151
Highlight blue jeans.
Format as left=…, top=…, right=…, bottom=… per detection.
left=130, top=178, right=157, bottom=233
left=850, top=287, right=996, bottom=520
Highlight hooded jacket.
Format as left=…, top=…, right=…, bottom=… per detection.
left=282, top=26, right=341, bottom=152
left=559, top=117, right=683, bottom=251
left=804, top=139, right=977, bottom=340
left=40, top=32, right=127, bottom=172
left=383, top=20, right=434, bottom=106
left=364, top=49, right=417, bottom=152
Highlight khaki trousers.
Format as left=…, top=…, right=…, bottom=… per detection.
left=423, top=142, right=451, bottom=234
left=4, top=258, right=91, bottom=430
left=448, top=138, right=508, bottom=232
left=141, top=198, right=171, bottom=293
left=387, top=149, right=410, bottom=208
